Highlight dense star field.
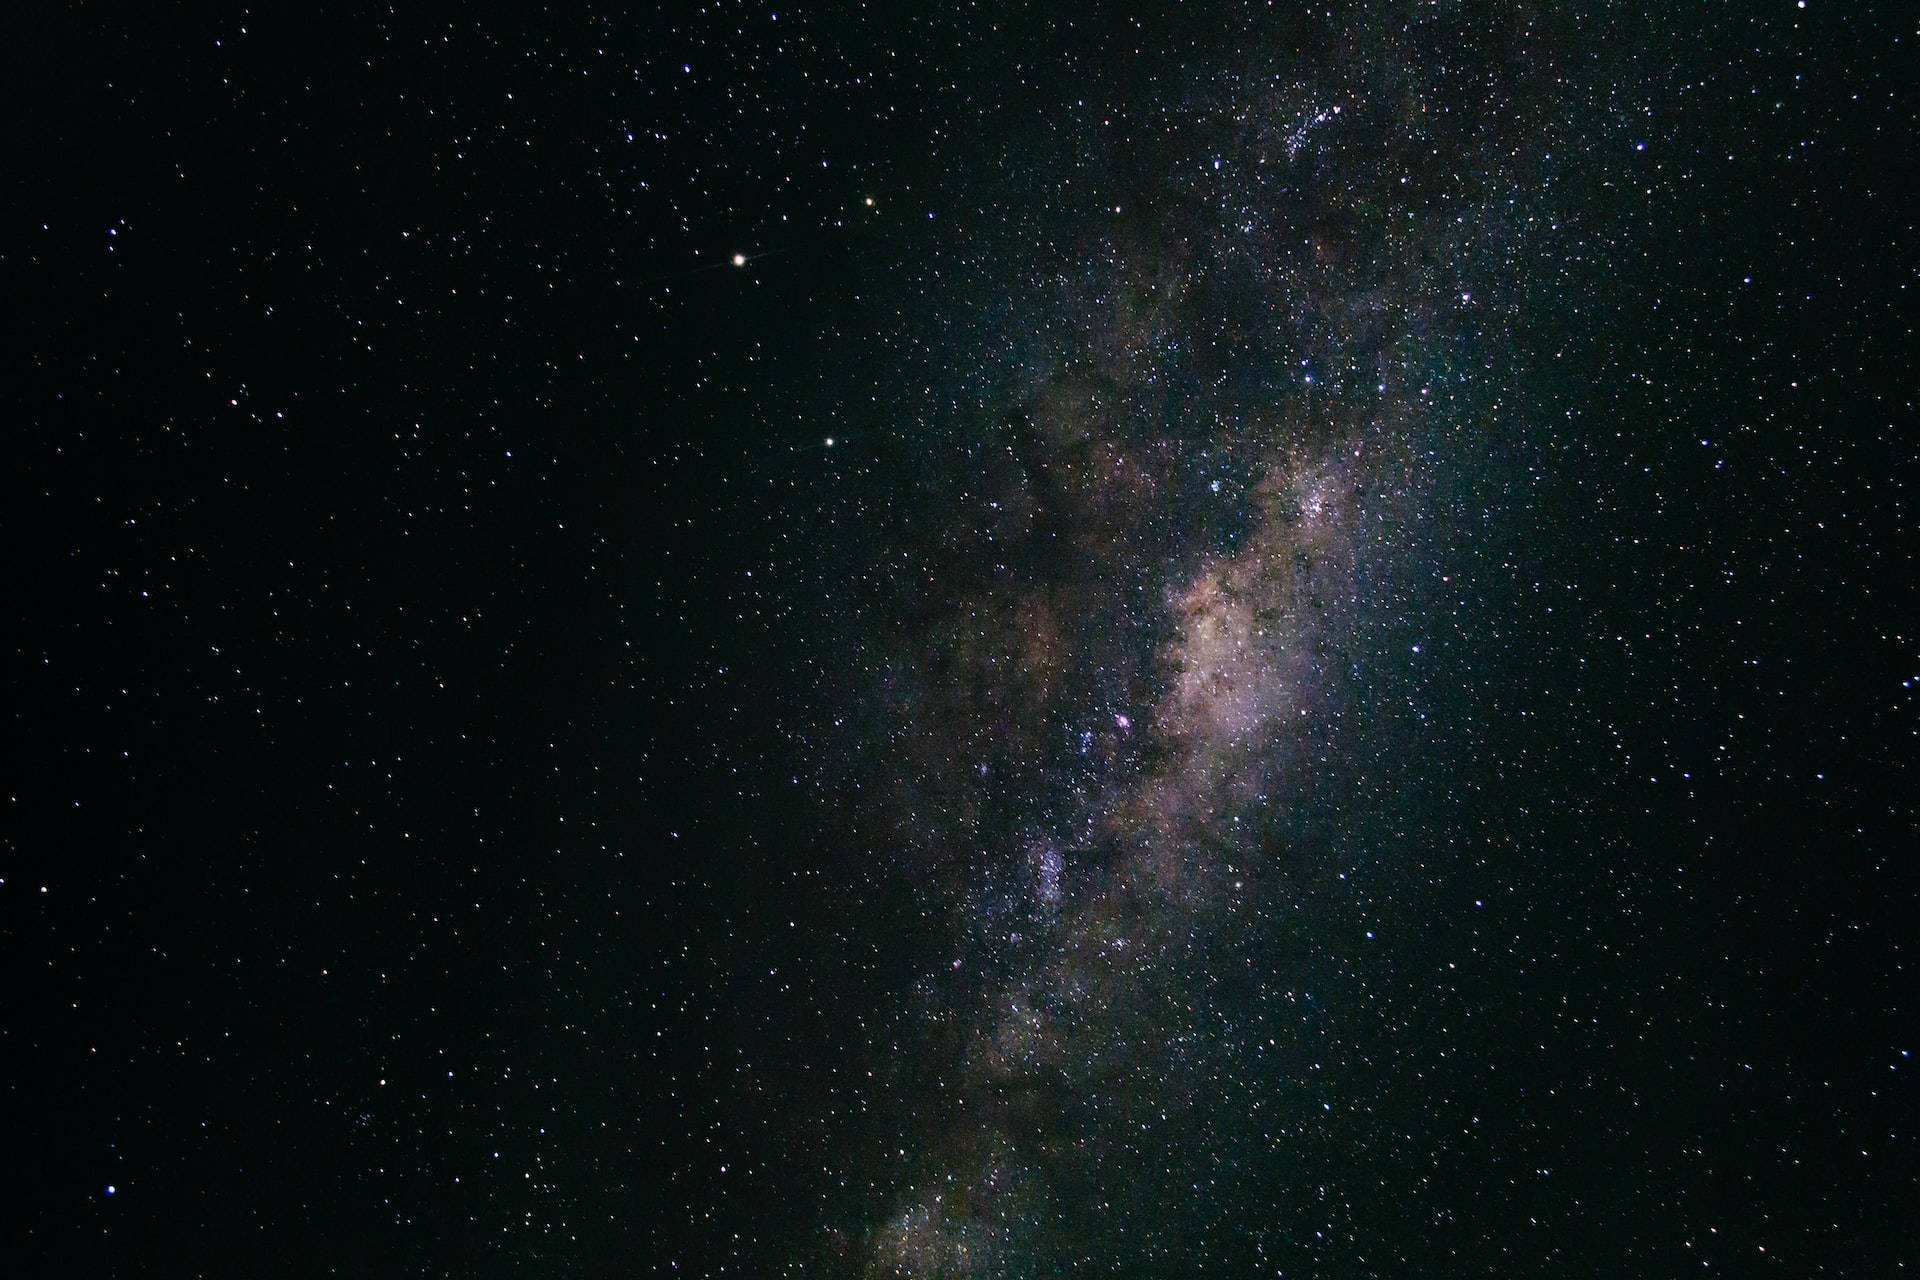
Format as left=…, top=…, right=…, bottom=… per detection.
left=9, top=3, right=1913, bottom=1276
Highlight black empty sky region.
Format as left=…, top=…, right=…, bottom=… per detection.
left=9, top=3, right=1914, bottom=1276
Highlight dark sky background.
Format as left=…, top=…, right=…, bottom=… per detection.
left=8, top=2, right=1914, bottom=1276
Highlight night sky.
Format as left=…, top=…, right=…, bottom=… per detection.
left=10, top=3, right=1915, bottom=1276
